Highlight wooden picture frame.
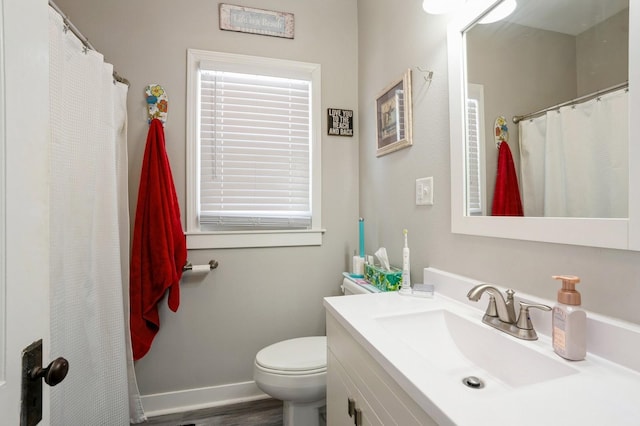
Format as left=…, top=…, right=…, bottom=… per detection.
left=375, top=69, right=413, bottom=157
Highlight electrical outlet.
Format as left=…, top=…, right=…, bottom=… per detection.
left=416, top=177, right=434, bottom=205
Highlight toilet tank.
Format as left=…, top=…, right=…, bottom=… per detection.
left=341, top=275, right=380, bottom=295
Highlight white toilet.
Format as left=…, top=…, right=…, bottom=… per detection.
left=254, top=336, right=328, bottom=426
left=253, top=276, right=375, bottom=425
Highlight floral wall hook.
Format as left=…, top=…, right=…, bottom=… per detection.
left=145, top=84, right=168, bottom=125
left=494, top=115, right=509, bottom=149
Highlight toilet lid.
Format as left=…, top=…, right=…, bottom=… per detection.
left=256, top=336, right=327, bottom=373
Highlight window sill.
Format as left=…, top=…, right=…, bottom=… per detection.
left=185, top=229, right=325, bottom=249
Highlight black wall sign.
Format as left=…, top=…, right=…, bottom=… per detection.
left=327, top=108, right=354, bottom=137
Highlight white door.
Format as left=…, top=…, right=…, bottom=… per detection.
left=0, top=0, right=53, bottom=423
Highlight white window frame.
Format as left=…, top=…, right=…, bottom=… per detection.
left=186, top=49, right=323, bottom=249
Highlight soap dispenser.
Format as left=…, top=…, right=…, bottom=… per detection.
left=551, top=275, right=586, bottom=361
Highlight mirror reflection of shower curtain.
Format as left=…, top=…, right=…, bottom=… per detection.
left=49, top=7, right=144, bottom=424
left=519, top=89, right=628, bottom=218
left=519, top=115, right=547, bottom=216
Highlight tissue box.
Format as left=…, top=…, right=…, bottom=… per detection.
left=364, top=264, right=403, bottom=291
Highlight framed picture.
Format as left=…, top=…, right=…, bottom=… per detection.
left=375, top=69, right=413, bottom=157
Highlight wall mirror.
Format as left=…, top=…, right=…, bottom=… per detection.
left=448, top=0, right=640, bottom=250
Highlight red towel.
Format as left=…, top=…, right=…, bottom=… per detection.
left=491, top=142, right=524, bottom=216
left=130, top=119, right=187, bottom=360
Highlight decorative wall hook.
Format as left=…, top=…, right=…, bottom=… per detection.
left=145, top=84, right=168, bottom=125
left=415, top=66, right=434, bottom=83
left=494, top=116, right=509, bottom=149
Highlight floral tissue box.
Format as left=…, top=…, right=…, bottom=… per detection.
left=364, top=264, right=403, bottom=291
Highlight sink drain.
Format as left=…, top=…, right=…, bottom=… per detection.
left=462, top=376, right=484, bottom=389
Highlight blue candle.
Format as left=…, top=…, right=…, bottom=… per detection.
left=359, top=218, right=365, bottom=258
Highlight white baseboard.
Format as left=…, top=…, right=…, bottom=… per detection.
left=141, top=380, right=270, bottom=418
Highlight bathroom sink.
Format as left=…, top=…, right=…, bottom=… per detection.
left=375, top=309, right=578, bottom=388
left=326, top=270, right=640, bottom=425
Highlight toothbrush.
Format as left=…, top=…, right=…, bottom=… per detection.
left=400, top=229, right=412, bottom=294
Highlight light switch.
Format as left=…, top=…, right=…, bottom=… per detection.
left=416, top=177, right=434, bottom=205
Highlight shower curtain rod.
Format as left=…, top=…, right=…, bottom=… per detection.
left=512, top=81, right=628, bottom=124
left=48, top=0, right=130, bottom=86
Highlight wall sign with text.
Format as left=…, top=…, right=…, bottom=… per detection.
left=327, top=108, right=354, bottom=137
left=219, top=4, right=295, bottom=39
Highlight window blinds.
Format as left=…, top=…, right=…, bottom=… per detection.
left=198, top=70, right=312, bottom=229
left=466, top=98, right=482, bottom=215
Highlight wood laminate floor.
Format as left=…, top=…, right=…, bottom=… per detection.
left=139, top=398, right=283, bottom=426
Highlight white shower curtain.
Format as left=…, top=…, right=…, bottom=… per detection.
left=48, top=7, right=144, bottom=424
left=519, top=88, right=628, bottom=218
left=519, top=114, right=547, bottom=216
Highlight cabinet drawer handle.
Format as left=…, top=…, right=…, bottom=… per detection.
left=355, top=407, right=363, bottom=426
left=348, top=397, right=356, bottom=417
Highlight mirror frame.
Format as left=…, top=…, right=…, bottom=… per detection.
left=448, top=0, right=640, bottom=250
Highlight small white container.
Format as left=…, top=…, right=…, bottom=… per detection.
left=351, top=255, right=364, bottom=277
left=551, top=275, right=586, bottom=361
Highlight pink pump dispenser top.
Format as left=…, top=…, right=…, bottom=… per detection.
left=553, top=275, right=581, bottom=305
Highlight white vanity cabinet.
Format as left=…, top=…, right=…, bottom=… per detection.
left=326, top=314, right=437, bottom=426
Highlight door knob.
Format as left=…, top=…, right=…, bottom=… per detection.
left=22, top=340, right=69, bottom=426
left=29, top=357, right=69, bottom=386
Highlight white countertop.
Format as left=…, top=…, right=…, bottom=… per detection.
left=324, top=268, right=640, bottom=426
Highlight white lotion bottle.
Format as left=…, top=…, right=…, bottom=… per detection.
left=399, top=229, right=412, bottom=295
left=551, top=275, right=586, bottom=361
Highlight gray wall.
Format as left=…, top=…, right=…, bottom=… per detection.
left=357, top=0, right=640, bottom=327
left=577, top=9, right=629, bottom=96
left=54, top=0, right=359, bottom=395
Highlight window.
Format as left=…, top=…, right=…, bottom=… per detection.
left=465, top=84, right=486, bottom=216
left=186, top=50, right=323, bottom=248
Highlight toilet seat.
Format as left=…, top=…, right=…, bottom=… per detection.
left=255, top=336, right=326, bottom=374
left=255, top=364, right=326, bottom=376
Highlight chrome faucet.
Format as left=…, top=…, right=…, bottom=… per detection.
left=466, top=284, right=517, bottom=323
left=466, top=284, right=550, bottom=340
